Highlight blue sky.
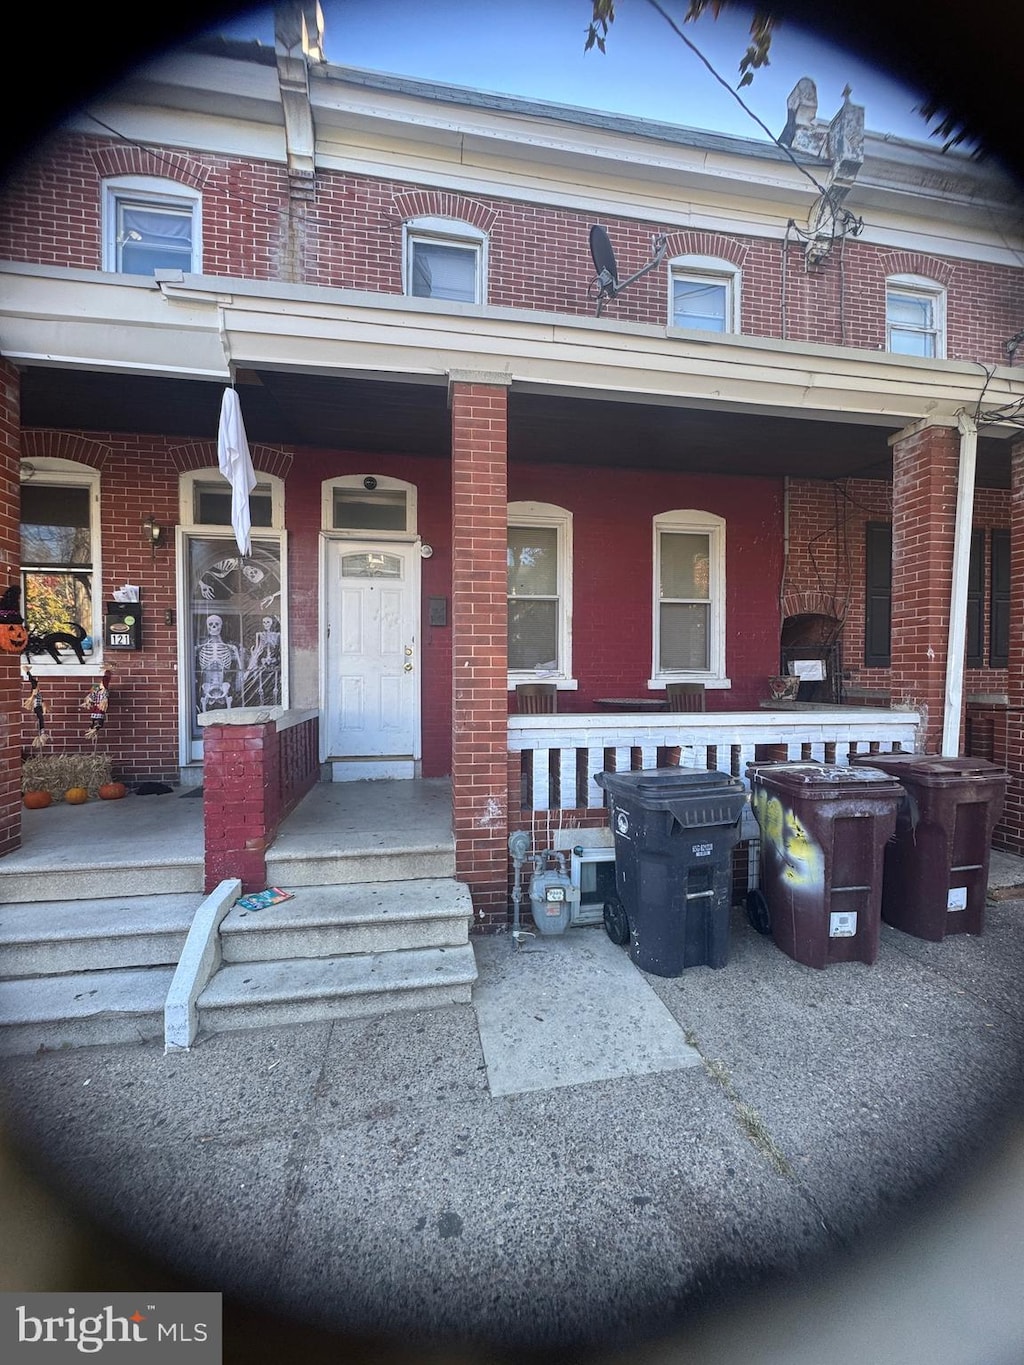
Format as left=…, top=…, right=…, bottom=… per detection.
left=208, top=1, right=935, bottom=144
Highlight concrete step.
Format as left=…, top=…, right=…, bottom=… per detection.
left=0, top=965, right=173, bottom=1055
left=264, top=843, right=455, bottom=888
left=197, top=942, right=478, bottom=1036
left=0, top=893, right=200, bottom=978
left=0, top=858, right=203, bottom=905
left=219, top=879, right=473, bottom=962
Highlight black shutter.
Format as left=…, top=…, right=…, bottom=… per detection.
left=966, top=529, right=984, bottom=667
left=990, top=529, right=1010, bottom=668
left=864, top=521, right=892, bottom=668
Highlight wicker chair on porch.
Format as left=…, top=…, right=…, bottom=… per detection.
left=665, top=682, right=706, bottom=711
left=516, top=683, right=557, bottom=714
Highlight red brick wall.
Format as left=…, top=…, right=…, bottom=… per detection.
left=3, top=134, right=1021, bottom=368
left=509, top=463, right=784, bottom=708
left=0, top=361, right=22, bottom=854
left=889, top=425, right=961, bottom=750
left=450, top=381, right=510, bottom=929
left=784, top=477, right=1011, bottom=701
left=1000, top=443, right=1024, bottom=853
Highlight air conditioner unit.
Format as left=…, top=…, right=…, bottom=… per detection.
left=569, top=845, right=617, bottom=927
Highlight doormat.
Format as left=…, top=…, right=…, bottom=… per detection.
left=179, top=786, right=204, bottom=798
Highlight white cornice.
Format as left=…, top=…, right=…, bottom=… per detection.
left=3, top=265, right=1021, bottom=434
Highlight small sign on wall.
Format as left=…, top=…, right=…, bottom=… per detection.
left=105, top=602, right=142, bottom=649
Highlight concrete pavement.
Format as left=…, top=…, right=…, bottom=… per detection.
left=1, top=859, right=1024, bottom=1363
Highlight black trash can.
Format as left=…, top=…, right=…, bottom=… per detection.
left=748, top=762, right=904, bottom=969
left=850, top=753, right=1008, bottom=940
left=595, top=767, right=747, bottom=976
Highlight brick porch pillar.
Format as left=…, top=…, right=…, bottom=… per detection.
left=999, top=439, right=1024, bottom=853
left=0, top=361, right=22, bottom=856
left=449, top=371, right=510, bottom=931
left=889, top=422, right=960, bottom=752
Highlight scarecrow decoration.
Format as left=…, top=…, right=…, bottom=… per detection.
left=82, top=670, right=111, bottom=741
left=22, top=669, right=47, bottom=749
left=0, top=585, right=28, bottom=656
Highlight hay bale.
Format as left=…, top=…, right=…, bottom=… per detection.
left=22, top=753, right=113, bottom=801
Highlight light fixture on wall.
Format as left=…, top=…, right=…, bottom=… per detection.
left=142, top=517, right=164, bottom=556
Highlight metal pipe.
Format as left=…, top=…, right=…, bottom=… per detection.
left=942, top=413, right=978, bottom=756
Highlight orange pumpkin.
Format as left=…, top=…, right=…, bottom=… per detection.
left=64, top=787, right=89, bottom=805
left=0, top=622, right=28, bottom=654
left=98, top=781, right=127, bottom=801
left=23, top=789, right=52, bottom=809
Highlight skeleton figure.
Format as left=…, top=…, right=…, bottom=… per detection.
left=196, top=614, right=243, bottom=712
left=241, top=615, right=281, bottom=706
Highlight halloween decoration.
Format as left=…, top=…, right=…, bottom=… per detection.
left=0, top=585, right=28, bottom=655
left=22, top=670, right=47, bottom=749
left=98, top=781, right=127, bottom=800
left=22, top=752, right=112, bottom=801
left=23, top=789, right=52, bottom=810
left=64, top=787, right=88, bottom=804
left=25, top=622, right=88, bottom=665
left=196, top=614, right=243, bottom=712
left=82, top=671, right=110, bottom=740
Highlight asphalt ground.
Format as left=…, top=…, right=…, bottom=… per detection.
left=2, top=867, right=1024, bottom=1365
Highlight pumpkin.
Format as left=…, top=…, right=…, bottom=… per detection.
left=64, top=787, right=89, bottom=805
left=0, top=621, right=28, bottom=654
left=98, top=781, right=127, bottom=801
left=23, top=789, right=52, bottom=810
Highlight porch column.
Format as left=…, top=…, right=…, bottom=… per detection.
left=889, top=421, right=960, bottom=752
left=0, top=360, right=21, bottom=855
left=449, top=371, right=510, bottom=931
left=1000, top=438, right=1024, bottom=853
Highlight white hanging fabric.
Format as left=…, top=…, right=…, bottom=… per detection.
left=217, top=387, right=257, bottom=556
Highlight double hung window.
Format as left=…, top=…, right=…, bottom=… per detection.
left=103, top=177, right=202, bottom=276
left=20, top=464, right=100, bottom=668
left=403, top=218, right=485, bottom=304
left=669, top=257, right=740, bottom=333
left=885, top=276, right=945, bottom=358
left=652, top=510, right=725, bottom=682
left=507, top=503, right=572, bottom=682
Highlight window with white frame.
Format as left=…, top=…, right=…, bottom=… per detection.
left=669, top=256, right=740, bottom=333
left=885, top=275, right=945, bottom=358
left=653, top=510, right=726, bottom=682
left=20, top=460, right=101, bottom=669
left=102, top=176, right=202, bottom=276
left=322, top=474, right=417, bottom=536
left=403, top=217, right=486, bottom=304
left=507, top=502, right=572, bottom=681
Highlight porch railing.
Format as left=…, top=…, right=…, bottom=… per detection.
left=508, top=708, right=921, bottom=812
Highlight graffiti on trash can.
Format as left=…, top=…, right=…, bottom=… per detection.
left=751, top=789, right=824, bottom=891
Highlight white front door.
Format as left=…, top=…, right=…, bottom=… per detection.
left=323, top=539, right=419, bottom=780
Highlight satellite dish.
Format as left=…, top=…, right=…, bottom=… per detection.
left=588, top=225, right=668, bottom=316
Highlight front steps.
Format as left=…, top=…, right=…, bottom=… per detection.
left=1, top=880, right=477, bottom=1055
left=0, top=892, right=199, bottom=1054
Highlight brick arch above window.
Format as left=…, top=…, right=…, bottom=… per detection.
left=393, top=190, right=497, bottom=234
left=168, top=440, right=293, bottom=480
left=22, top=431, right=111, bottom=469
left=662, top=232, right=748, bottom=267
left=879, top=252, right=955, bottom=287
left=90, top=145, right=211, bottom=190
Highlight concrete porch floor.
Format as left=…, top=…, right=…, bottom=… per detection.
left=2, top=778, right=453, bottom=881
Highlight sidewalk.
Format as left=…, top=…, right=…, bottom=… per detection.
left=1, top=858, right=1024, bottom=1364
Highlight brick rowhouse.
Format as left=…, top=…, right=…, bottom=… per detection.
left=449, top=377, right=510, bottom=929
left=0, top=360, right=21, bottom=854
left=1002, top=441, right=1024, bottom=854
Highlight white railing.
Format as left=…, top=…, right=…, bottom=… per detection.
left=508, top=708, right=921, bottom=812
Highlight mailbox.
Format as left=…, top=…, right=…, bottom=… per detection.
left=105, top=602, right=142, bottom=650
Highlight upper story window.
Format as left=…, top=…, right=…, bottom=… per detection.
left=403, top=217, right=486, bottom=305
left=507, top=502, right=573, bottom=683
left=322, top=475, right=417, bottom=537
left=102, top=177, right=202, bottom=276
left=885, top=275, right=945, bottom=358
left=20, top=460, right=101, bottom=670
left=652, top=510, right=726, bottom=684
left=669, top=256, right=740, bottom=333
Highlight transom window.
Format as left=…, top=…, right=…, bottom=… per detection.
left=669, top=256, right=740, bottom=333
left=20, top=462, right=101, bottom=669
left=652, top=510, right=726, bottom=684
left=886, top=276, right=945, bottom=358
left=322, top=476, right=417, bottom=537
left=403, top=217, right=486, bottom=305
left=507, top=502, right=573, bottom=682
left=180, top=470, right=283, bottom=530
left=102, top=177, right=202, bottom=276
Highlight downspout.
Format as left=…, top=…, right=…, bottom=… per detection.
left=942, top=412, right=978, bottom=756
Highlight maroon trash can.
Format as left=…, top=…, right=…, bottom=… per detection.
left=850, top=753, right=1007, bottom=940
left=748, top=762, right=903, bottom=969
